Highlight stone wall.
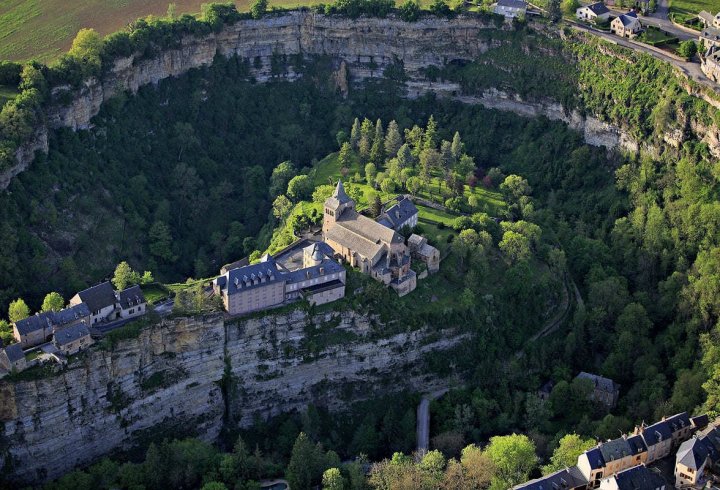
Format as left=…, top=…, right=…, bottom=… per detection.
left=0, top=309, right=466, bottom=484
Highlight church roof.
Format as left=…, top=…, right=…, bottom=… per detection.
left=326, top=223, right=386, bottom=263
left=325, top=180, right=353, bottom=213
left=333, top=180, right=351, bottom=204
left=337, top=209, right=403, bottom=246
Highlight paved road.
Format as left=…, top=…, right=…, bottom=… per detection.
left=416, top=388, right=449, bottom=456
left=416, top=397, right=431, bottom=455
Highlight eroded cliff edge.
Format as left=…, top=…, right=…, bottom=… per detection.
left=2, top=11, right=696, bottom=190
left=0, top=309, right=465, bottom=484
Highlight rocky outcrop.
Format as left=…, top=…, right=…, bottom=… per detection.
left=0, top=309, right=466, bottom=484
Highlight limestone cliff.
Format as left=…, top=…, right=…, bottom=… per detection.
left=0, top=12, right=647, bottom=190
left=0, top=309, right=466, bottom=484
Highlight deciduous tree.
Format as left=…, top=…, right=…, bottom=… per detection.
left=8, top=298, right=30, bottom=323
left=41, top=292, right=64, bottom=312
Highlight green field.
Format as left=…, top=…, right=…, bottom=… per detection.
left=669, top=0, right=720, bottom=16
left=0, top=0, right=325, bottom=63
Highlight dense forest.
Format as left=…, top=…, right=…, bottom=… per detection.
left=1, top=1, right=720, bottom=489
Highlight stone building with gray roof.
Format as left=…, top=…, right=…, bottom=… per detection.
left=674, top=425, right=720, bottom=487
left=0, top=344, right=26, bottom=373
left=323, top=181, right=417, bottom=296
left=13, top=303, right=91, bottom=348
left=513, top=466, right=587, bottom=489
left=576, top=371, right=620, bottom=409
left=598, top=464, right=666, bottom=490
left=53, top=323, right=93, bottom=356
left=213, top=242, right=346, bottom=316
left=70, top=282, right=118, bottom=324
left=377, top=196, right=418, bottom=232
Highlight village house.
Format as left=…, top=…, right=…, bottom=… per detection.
left=634, top=412, right=692, bottom=464
left=611, top=12, right=642, bottom=38
left=0, top=344, right=26, bottom=372
left=698, top=10, right=720, bottom=28
left=597, top=464, right=665, bottom=490
left=576, top=2, right=611, bottom=22
left=12, top=302, right=91, bottom=348
left=691, top=414, right=710, bottom=431
left=576, top=371, right=620, bottom=408
left=53, top=323, right=94, bottom=356
left=701, top=26, right=720, bottom=48
left=578, top=446, right=608, bottom=488
left=518, top=412, right=704, bottom=489
left=376, top=196, right=418, bottom=232
left=674, top=425, right=720, bottom=487
left=702, top=45, right=720, bottom=83
left=494, top=0, right=527, bottom=18
left=213, top=242, right=346, bottom=316
left=324, top=181, right=417, bottom=296
left=69, top=281, right=147, bottom=325
left=117, top=285, right=147, bottom=319
left=577, top=435, right=648, bottom=488
left=70, top=282, right=118, bottom=324
left=407, top=234, right=440, bottom=273
left=513, top=466, right=587, bottom=489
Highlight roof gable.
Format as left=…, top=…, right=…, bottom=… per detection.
left=4, top=344, right=24, bottom=362
left=117, top=285, right=147, bottom=309
left=77, top=282, right=117, bottom=312
left=54, top=323, right=91, bottom=346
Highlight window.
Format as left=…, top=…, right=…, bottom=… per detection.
left=129, top=309, right=134, bottom=314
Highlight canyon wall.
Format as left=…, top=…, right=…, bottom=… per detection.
left=0, top=12, right=655, bottom=191
left=0, top=309, right=466, bottom=484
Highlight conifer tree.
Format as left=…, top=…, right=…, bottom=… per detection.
left=359, top=118, right=374, bottom=158
left=424, top=115, right=438, bottom=150
left=451, top=131, right=463, bottom=160
left=350, top=118, right=361, bottom=150
left=370, top=119, right=385, bottom=163
left=384, top=120, right=403, bottom=158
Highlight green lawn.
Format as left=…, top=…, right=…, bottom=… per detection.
left=0, top=85, right=18, bottom=108
left=637, top=26, right=678, bottom=46
left=140, top=283, right=169, bottom=304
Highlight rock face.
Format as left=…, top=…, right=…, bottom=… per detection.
left=0, top=12, right=645, bottom=190
left=0, top=309, right=466, bottom=484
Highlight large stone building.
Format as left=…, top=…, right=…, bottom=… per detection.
left=323, top=181, right=416, bottom=296
left=213, top=242, right=346, bottom=316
